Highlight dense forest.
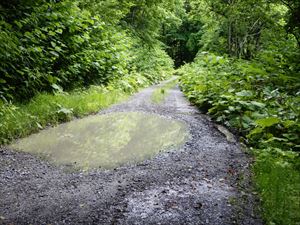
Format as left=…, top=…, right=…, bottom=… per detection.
left=0, top=0, right=299, bottom=224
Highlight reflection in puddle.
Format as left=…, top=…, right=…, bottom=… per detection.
left=10, top=112, right=188, bottom=170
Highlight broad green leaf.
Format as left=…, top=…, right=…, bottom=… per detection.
left=56, top=28, right=63, bottom=34
left=36, top=122, right=43, bottom=129
left=51, top=84, right=62, bottom=92
left=49, top=51, right=59, bottom=57
left=255, top=117, right=280, bottom=127
left=248, top=127, right=263, bottom=137
left=283, top=120, right=295, bottom=128
left=250, top=101, right=266, bottom=108
left=57, top=108, right=73, bottom=115
left=48, top=31, right=56, bottom=36
left=236, top=90, right=253, bottom=97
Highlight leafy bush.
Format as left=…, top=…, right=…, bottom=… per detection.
left=180, top=52, right=300, bottom=151
left=0, top=0, right=174, bottom=102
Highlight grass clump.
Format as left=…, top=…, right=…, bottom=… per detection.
left=151, top=78, right=178, bottom=104
left=0, top=87, right=127, bottom=145
left=254, top=148, right=300, bottom=225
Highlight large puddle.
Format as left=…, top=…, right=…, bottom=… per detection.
left=10, top=112, right=188, bottom=170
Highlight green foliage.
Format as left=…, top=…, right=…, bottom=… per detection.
left=162, top=1, right=203, bottom=67
left=183, top=0, right=300, bottom=60
left=177, top=2, right=300, bottom=223
left=123, top=0, right=184, bottom=43
left=0, top=0, right=175, bottom=102
left=129, top=43, right=174, bottom=83
left=180, top=52, right=300, bottom=150
left=278, top=0, right=300, bottom=46
left=0, top=87, right=123, bottom=145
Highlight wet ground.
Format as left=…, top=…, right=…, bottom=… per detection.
left=9, top=112, right=188, bottom=170
left=0, top=79, right=262, bottom=225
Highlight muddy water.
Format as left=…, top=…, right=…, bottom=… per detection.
left=10, top=112, right=188, bottom=170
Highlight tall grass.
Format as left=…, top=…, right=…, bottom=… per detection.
left=254, top=149, right=300, bottom=225
left=0, top=86, right=129, bottom=145
left=151, top=78, right=178, bottom=103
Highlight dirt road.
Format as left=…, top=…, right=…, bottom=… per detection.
left=0, top=80, right=261, bottom=225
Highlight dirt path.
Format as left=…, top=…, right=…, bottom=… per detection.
left=0, top=80, right=262, bottom=225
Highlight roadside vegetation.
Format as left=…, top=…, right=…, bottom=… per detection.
left=179, top=53, right=300, bottom=225
left=0, top=0, right=176, bottom=144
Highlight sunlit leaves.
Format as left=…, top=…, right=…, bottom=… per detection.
left=255, top=117, right=280, bottom=127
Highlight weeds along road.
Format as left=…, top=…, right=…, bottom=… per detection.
left=0, top=79, right=262, bottom=225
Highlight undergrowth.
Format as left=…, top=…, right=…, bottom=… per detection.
left=179, top=52, right=300, bottom=225
left=0, top=0, right=177, bottom=102
left=254, top=148, right=300, bottom=225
